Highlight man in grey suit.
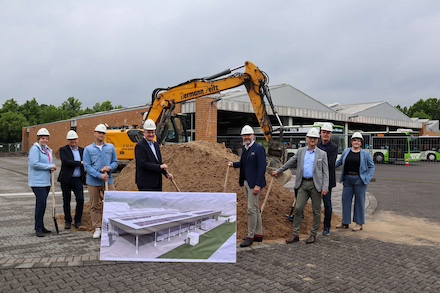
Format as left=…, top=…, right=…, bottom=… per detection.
left=272, top=128, right=329, bottom=244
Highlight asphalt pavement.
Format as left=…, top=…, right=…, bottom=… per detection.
left=0, top=156, right=439, bottom=292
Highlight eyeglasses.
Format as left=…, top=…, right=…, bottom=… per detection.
left=307, top=137, right=318, bottom=140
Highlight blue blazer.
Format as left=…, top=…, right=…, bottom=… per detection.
left=233, top=142, right=266, bottom=189
left=336, top=148, right=375, bottom=185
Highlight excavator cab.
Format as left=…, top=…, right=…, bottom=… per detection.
left=158, top=114, right=190, bottom=144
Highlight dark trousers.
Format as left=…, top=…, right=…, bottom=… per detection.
left=61, top=177, right=84, bottom=224
left=137, top=185, right=162, bottom=192
left=32, top=186, right=50, bottom=232
left=322, top=187, right=333, bottom=230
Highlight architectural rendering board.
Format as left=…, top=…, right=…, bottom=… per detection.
left=100, top=191, right=237, bottom=263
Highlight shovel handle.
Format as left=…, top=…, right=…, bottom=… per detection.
left=166, top=170, right=181, bottom=192
left=260, top=176, right=275, bottom=215
left=223, top=165, right=230, bottom=193
left=51, top=172, right=56, bottom=216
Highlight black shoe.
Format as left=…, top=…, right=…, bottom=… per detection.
left=42, top=228, right=52, bottom=233
left=65, top=223, right=71, bottom=230
left=306, top=235, right=316, bottom=244
left=254, top=235, right=263, bottom=242
left=240, top=237, right=253, bottom=247
left=286, top=235, right=300, bottom=244
left=74, top=222, right=82, bottom=229
left=36, top=231, right=44, bottom=237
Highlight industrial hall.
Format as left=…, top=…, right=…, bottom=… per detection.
left=21, top=83, right=425, bottom=155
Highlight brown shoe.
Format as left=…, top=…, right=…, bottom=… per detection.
left=286, top=235, right=300, bottom=244
left=306, top=235, right=316, bottom=244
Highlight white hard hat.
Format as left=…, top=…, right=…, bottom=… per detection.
left=351, top=132, right=363, bottom=140
left=66, top=130, right=78, bottom=140
left=306, top=128, right=320, bottom=138
left=36, top=128, right=50, bottom=136
left=143, top=119, right=157, bottom=130
left=240, top=125, right=254, bottom=135
left=321, top=123, right=333, bottom=132
left=94, top=124, right=107, bottom=133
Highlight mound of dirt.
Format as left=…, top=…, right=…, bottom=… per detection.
left=115, top=141, right=327, bottom=240
left=66, top=141, right=338, bottom=240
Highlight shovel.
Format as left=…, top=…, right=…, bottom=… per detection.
left=223, top=165, right=230, bottom=192
left=166, top=170, right=181, bottom=192
left=286, top=189, right=297, bottom=222
left=260, top=176, right=275, bottom=215
left=51, top=172, right=59, bottom=234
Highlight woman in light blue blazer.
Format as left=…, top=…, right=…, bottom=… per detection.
left=335, top=132, right=375, bottom=231
left=28, top=128, right=57, bottom=237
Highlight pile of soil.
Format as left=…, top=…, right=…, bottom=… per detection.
left=117, top=141, right=326, bottom=240
left=63, top=141, right=339, bottom=240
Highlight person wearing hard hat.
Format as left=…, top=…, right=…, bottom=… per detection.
left=83, top=124, right=118, bottom=239
left=57, top=130, right=86, bottom=230
left=335, top=132, right=375, bottom=231
left=317, top=123, right=339, bottom=236
left=228, top=125, right=266, bottom=247
left=28, top=128, right=57, bottom=237
left=135, top=119, right=174, bottom=191
left=272, top=128, right=329, bottom=244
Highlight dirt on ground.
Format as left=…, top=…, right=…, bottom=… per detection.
left=61, top=141, right=341, bottom=240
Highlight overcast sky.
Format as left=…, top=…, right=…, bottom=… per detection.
left=1, top=1, right=439, bottom=109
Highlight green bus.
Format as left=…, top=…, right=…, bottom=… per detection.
left=363, top=130, right=421, bottom=164
left=419, top=136, right=440, bottom=162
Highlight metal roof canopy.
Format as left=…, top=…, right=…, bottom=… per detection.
left=181, top=84, right=422, bottom=130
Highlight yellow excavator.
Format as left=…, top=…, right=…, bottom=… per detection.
left=146, top=61, right=285, bottom=158
left=107, top=61, right=292, bottom=183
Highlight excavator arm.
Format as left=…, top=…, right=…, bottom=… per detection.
left=145, top=61, right=285, bottom=157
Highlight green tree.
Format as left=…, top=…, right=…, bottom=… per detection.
left=407, top=98, right=440, bottom=120
left=92, top=100, right=121, bottom=112
left=412, top=110, right=431, bottom=119
left=60, top=97, right=83, bottom=119
left=395, top=105, right=409, bottom=116
left=39, top=105, right=63, bottom=123
left=1, top=99, right=20, bottom=114
left=20, top=98, right=41, bottom=126
left=0, top=111, right=28, bottom=142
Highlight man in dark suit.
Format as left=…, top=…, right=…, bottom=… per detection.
left=272, top=128, right=329, bottom=244
left=317, top=123, right=338, bottom=236
left=228, top=125, right=266, bottom=247
left=57, top=130, right=86, bottom=229
left=135, top=119, right=174, bottom=191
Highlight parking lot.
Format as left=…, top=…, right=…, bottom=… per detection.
left=0, top=156, right=439, bottom=292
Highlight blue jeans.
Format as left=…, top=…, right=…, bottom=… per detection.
left=32, top=186, right=50, bottom=232
left=61, top=177, right=84, bottom=224
left=341, top=175, right=368, bottom=225
left=322, top=188, right=332, bottom=230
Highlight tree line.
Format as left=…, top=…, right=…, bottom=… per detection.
left=395, top=98, right=440, bottom=120
left=0, top=97, right=122, bottom=142
left=1, top=97, right=438, bottom=143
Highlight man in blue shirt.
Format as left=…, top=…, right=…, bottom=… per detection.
left=273, top=128, right=329, bottom=244
left=83, top=124, right=118, bottom=239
